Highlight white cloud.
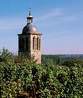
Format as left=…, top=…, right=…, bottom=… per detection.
left=35, top=8, right=81, bottom=24
left=34, top=8, right=81, bottom=30
left=35, top=8, right=64, bottom=21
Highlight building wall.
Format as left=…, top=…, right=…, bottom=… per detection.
left=30, top=34, right=41, bottom=64
left=18, top=33, right=41, bottom=64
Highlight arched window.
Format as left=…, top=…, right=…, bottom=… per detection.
left=35, top=38, right=37, bottom=50
left=26, top=37, right=29, bottom=51
left=37, top=37, right=39, bottom=50
left=37, top=37, right=40, bottom=50
left=19, top=37, right=24, bottom=51
left=33, top=37, right=35, bottom=50
left=33, top=37, right=40, bottom=50
left=39, top=38, right=40, bottom=50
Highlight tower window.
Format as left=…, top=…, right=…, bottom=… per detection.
left=33, top=37, right=35, bottom=50
left=37, top=37, right=39, bottom=50
left=37, top=37, right=40, bottom=50
left=39, top=38, right=40, bottom=50
left=19, top=38, right=24, bottom=51
left=26, top=37, right=29, bottom=51
left=35, top=38, right=37, bottom=50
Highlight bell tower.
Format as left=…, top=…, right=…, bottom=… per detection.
left=18, top=11, right=42, bottom=64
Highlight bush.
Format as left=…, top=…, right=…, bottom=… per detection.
left=0, top=49, right=83, bottom=98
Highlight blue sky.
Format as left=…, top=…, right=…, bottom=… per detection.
left=0, top=0, right=83, bottom=54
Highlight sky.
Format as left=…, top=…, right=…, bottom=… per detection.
left=0, top=0, right=83, bottom=54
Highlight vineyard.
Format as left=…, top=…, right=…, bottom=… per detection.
left=0, top=49, right=83, bottom=98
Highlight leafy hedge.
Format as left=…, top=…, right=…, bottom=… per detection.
left=0, top=49, right=83, bottom=98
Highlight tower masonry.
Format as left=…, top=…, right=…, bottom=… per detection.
left=18, top=11, right=42, bottom=64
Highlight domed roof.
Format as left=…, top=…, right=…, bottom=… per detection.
left=22, top=23, right=38, bottom=34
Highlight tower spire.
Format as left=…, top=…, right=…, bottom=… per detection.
left=27, top=8, right=33, bottom=23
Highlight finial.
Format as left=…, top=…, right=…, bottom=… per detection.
left=29, top=8, right=31, bottom=16
left=27, top=8, right=33, bottom=23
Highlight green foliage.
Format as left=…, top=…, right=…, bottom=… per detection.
left=0, top=49, right=83, bottom=98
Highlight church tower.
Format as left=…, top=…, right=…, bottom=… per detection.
left=18, top=11, right=42, bottom=64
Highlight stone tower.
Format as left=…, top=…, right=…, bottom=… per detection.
left=18, top=11, right=42, bottom=64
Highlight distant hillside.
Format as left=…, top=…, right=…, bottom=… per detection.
left=42, top=54, right=83, bottom=60
left=42, top=54, right=83, bottom=65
